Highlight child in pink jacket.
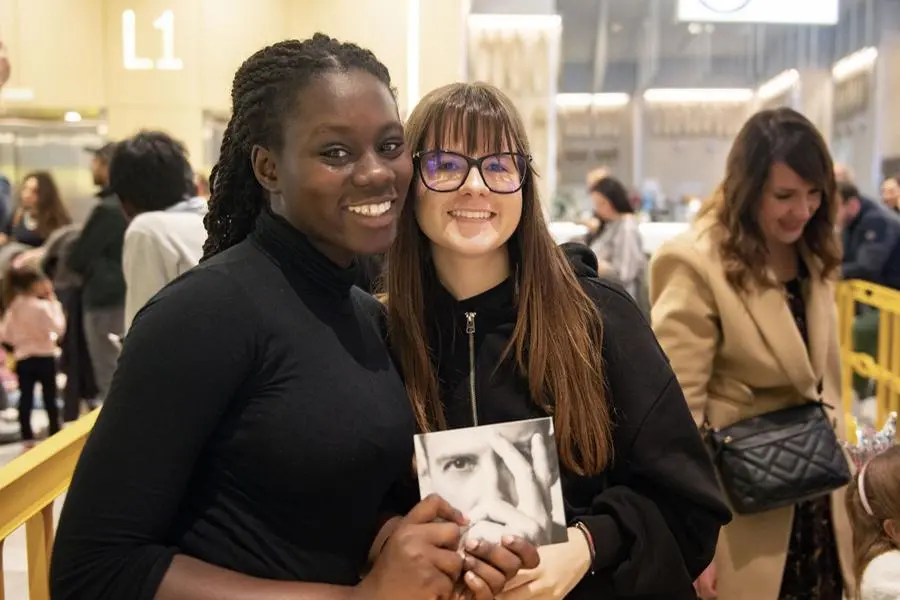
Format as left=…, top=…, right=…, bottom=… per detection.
left=1, top=266, right=65, bottom=444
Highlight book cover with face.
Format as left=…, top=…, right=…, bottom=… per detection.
left=414, top=417, right=568, bottom=546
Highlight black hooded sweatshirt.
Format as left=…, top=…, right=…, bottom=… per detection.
left=421, top=242, right=732, bottom=599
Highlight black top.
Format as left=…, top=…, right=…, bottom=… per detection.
left=419, top=244, right=732, bottom=599
left=50, top=209, right=416, bottom=599
left=7, top=216, right=44, bottom=247
left=841, top=195, right=900, bottom=289
left=66, top=191, right=128, bottom=308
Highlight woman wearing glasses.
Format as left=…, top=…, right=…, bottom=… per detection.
left=379, top=82, right=731, bottom=599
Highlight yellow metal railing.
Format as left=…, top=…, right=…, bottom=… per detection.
left=0, top=409, right=99, bottom=600
left=837, top=279, right=900, bottom=433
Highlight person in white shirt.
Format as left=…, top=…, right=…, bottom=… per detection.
left=108, top=131, right=207, bottom=332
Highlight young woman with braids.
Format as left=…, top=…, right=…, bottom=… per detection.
left=50, top=36, right=537, bottom=600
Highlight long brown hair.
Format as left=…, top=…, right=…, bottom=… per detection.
left=384, top=82, right=612, bottom=476
left=697, top=107, right=841, bottom=291
left=16, top=171, right=71, bottom=239
left=845, top=446, right=900, bottom=595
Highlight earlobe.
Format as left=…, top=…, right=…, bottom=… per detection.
left=884, top=518, right=899, bottom=545
left=250, top=145, right=279, bottom=194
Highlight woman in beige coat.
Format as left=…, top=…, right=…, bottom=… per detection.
left=649, top=107, right=854, bottom=600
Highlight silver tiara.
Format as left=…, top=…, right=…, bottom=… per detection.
left=843, top=412, right=897, bottom=470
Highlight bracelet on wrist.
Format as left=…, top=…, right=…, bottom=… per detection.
left=572, top=521, right=596, bottom=575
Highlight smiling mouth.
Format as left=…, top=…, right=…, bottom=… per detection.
left=346, top=200, right=393, bottom=217
left=448, top=209, right=496, bottom=221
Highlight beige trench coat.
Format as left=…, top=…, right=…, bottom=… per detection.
left=648, top=222, right=854, bottom=600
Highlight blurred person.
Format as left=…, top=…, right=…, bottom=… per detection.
left=108, top=131, right=207, bottom=331
left=0, top=40, right=9, bottom=89
left=650, top=107, right=854, bottom=600
left=835, top=163, right=855, bottom=183
left=0, top=266, right=65, bottom=446
left=0, top=174, right=13, bottom=235
left=66, top=143, right=126, bottom=402
left=845, top=445, right=900, bottom=599
left=385, top=81, right=731, bottom=600
left=85, top=142, right=115, bottom=189
left=40, top=223, right=99, bottom=422
left=586, top=175, right=649, bottom=309
left=51, top=35, right=537, bottom=600
left=1, top=171, right=71, bottom=248
left=835, top=180, right=900, bottom=402
left=836, top=180, right=900, bottom=289
left=193, top=172, right=210, bottom=200
left=880, top=176, right=900, bottom=213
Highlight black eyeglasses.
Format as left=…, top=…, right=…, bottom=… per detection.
left=414, top=150, right=530, bottom=194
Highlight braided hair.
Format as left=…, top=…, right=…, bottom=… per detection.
left=202, top=34, right=394, bottom=260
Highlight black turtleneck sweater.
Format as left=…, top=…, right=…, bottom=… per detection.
left=424, top=244, right=731, bottom=599
left=50, top=210, right=416, bottom=599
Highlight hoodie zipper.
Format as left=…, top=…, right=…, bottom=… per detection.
left=465, top=312, right=478, bottom=426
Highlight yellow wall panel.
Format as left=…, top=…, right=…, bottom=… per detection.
left=199, top=0, right=290, bottom=113
left=5, top=0, right=105, bottom=109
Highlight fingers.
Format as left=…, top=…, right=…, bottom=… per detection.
left=408, top=493, right=469, bottom=526
left=416, top=521, right=465, bottom=550
left=424, top=545, right=465, bottom=582
left=467, top=500, right=541, bottom=543
left=502, top=535, right=540, bottom=570
left=489, top=435, right=544, bottom=518
left=461, top=554, right=506, bottom=598
left=464, top=537, right=522, bottom=580
left=530, top=432, right=552, bottom=489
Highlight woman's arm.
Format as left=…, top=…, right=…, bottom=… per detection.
left=648, top=241, right=719, bottom=424
left=568, top=279, right=731, bottom=597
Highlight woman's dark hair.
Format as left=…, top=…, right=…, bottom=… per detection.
left=17, top=171, right=71, bottom=239
left=697, top=107, right=841, bottom=290
left=591, top=176, right=634, bottom=215
left=386, top=82, right=613, bottom=476
left=202, top=34, right=394, bottom=260
left=2, top=265, right=47, bottom=310
left=109, top=131, right=193, bottom=214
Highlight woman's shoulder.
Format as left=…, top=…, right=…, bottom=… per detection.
left=131, top=249, right=262, bottom=335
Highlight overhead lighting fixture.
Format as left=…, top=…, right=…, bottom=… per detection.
left=832, top=47, right=878, bottom=82
left=467, top=14, right=562, bottom=31
left=643, top=88, right=754, bottom=103
left=556, top=93, right=631, bottom=109
left=757, top=68, right=799, bottom=101
left=64, top=111, right=82, bottom=123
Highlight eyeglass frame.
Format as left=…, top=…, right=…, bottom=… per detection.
left=412, top=150, right=532, bottom=194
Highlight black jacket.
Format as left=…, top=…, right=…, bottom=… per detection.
left=67, top=191, right=127, bottom=308
left=842, top=196, right=900, bottom=289
left=420, top=243, right=731, bottom=599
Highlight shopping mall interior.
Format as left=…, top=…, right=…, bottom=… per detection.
left=0, top=0, right=899, bottom=598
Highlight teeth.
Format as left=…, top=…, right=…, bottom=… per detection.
left=449, top=210, right=493, bottom=220
left=347, top=201, right=392, bottom=217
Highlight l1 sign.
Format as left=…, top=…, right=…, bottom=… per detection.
left=677, top=0, right=840, bottom=25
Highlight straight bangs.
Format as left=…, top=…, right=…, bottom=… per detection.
left=775, top=130, right=833, bottom=194
left=410, top=83, right=530, bottom=159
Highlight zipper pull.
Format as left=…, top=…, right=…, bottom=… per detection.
left=465, top=312, right=476, bottom=334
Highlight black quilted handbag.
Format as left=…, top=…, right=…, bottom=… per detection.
left=704, top=402, right=851, bottom=515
